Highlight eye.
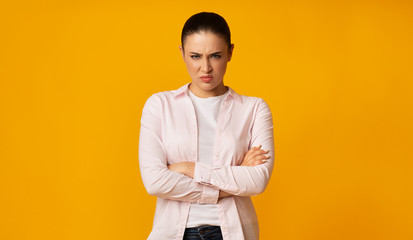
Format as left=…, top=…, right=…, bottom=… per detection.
left=211, top=54, right=221, bottom=59
left=191, top=55, right=200, bottom=59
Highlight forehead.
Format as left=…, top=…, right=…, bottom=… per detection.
left=184, top=32, right=227, bottom=52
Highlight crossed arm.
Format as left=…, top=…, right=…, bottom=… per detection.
left=168, top=145, right=270, bottom=198
left=139, top=94, right=274, bottom=203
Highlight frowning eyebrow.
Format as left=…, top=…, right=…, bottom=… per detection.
left=189, top=51, right=222, bottom=55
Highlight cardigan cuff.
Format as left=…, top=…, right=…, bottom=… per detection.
left=198, top=184, right=219, bottom=204
left=193, top=162, right=212, bottom=184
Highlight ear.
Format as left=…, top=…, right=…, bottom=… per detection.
left=228, top=44, right=234, bottom=62
left=179, top=45, right=185, bottom=60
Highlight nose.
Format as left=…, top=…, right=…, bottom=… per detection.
left=201, top=58, right=212, bottom=73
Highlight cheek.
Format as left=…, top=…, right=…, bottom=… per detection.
left=186, top=61, right=200, bottom=72
left=213, top=61, right=227, bottom=74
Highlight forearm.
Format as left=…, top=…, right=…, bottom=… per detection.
left=168, top=162, right=237, bottom=199
left=168, top=162, right=195, bottom=178
left=168, top=162, right=271, bottom=198
left=194, top=163, right=273, bottom=196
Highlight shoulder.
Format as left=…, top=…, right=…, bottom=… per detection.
left=233, top=92, right=272, bottom=120
left=142, top=87, right=188, bottom=115
left=143, top=88, right=177, bottom=104
left=237, top=93, right=271, bottom=110
left=237, top=95, right=273, bottom=126
left=146, top=83, right=190, bottom=102
left=241, top=95, right=266, bottom=104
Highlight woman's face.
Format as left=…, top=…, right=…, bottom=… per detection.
left=179, top=31, right=234, bottom=98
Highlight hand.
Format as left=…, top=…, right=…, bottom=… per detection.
left=240, top=145, right=270, bottom=166
left=168, top=162, right=195, bottom=178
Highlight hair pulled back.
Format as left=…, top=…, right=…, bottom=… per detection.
left=181, top=12, right=232, bottom=51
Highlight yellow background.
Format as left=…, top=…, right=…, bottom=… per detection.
left=1, top=0, right=412, bottom=239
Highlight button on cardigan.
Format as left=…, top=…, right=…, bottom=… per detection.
left=139, top=83, right=275, bottom=240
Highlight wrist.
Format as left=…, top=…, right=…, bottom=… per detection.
left=183, top=162, right=195, bottom=178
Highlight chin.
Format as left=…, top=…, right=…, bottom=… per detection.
left=199, top=82, right=220, bottom=90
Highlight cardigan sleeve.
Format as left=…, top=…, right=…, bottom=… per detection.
left=193, top=98, right=275, bottom=196
left=139, top=94, right=219, bottom=204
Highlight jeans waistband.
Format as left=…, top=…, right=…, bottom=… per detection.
left=184, top=225, right=222, bottom=239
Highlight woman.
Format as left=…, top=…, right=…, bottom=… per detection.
left=139, top=12, right=275, bottom=240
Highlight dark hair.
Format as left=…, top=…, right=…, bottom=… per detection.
left=181, top=12, right=232, bottom=51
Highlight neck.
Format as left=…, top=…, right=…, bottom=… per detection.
left=189, top=83, right=228, bottom=98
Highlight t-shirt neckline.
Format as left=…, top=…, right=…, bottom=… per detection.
left=188, top=88, right=229, bottom=102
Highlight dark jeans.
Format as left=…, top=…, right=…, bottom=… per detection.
left=183, top=225, right=223, bottom=240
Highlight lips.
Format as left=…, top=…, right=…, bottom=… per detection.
left=200, top=75, right=213, bottom=82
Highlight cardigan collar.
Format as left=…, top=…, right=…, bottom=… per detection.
left=172, top=82, right=242, bottom=103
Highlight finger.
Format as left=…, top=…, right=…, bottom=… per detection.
left=261, top=155, right=271, bottom=162
left=249, top=149, right=269, bottom=158
left=251, top=155, right=264, bottom=162
left=252, top=154, right=270, bottom=163
left=245, top=145, right=261, bottom=158
left=244, top=150, right=267, bottom=164
left=254, top=157, right=269, bottom=165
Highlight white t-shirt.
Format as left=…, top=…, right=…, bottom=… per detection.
left=186, top=88, right=230, bottom=228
